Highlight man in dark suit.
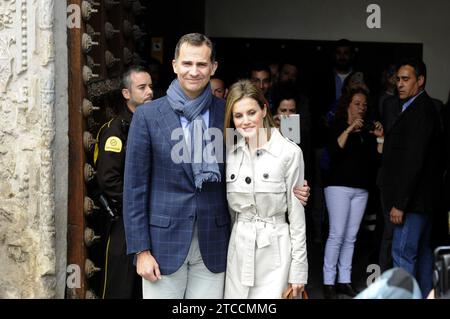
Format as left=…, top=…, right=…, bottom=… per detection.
left=381, top=58, right=442, bottom=298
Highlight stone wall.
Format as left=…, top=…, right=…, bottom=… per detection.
left=0, top=0, right=67, bottom=298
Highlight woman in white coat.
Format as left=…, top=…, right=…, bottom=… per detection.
left=223, top=80, right=308, bottom=299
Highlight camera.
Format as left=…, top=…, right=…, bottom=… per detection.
left=433, top=246, right=450, bottom=298
left=361, top=121, right=376, bottom=132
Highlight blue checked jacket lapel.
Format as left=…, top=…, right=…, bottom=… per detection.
left=157, top=101, right=195, bottom=183
left=208, top=98, right=226, bottom=175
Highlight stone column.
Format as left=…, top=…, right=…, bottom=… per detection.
left=0, top=0, right=68, bottom=298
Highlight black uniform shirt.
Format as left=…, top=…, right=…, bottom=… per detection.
left=95, top=105, right=133, bottom=204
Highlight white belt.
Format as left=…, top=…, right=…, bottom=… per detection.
left=235, top=213, right=287, bottom=287
left=237, top=213, right=287, bottom=224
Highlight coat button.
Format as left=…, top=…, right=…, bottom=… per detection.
left=256, top=150, right=262, bottom=156
left=230, top=174, right=235, bottom=180
left=263, top=173, right=269, bottom=179
left=245, top=177, right=252, bottom=184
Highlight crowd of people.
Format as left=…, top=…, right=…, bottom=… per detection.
left=93, top=33, right=450, bottom=299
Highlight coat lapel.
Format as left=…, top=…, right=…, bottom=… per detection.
left=208, top=98, right=226, bottom=174
left=156, top=100, right=194, bottom=183
left=386, top=92, right=427, bottom=138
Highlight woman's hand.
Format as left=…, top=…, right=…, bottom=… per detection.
left=338, top=119, right=363, bottom=148
left=371, top=121, right=384, bottom=137
left=347, top=118, right=364, bottom=133
left=291, top=283, right=305, bottom=298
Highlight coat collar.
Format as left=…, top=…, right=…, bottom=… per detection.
left=230, top=128, right=283, bottom=157
left=119, top=103, right=134, bottom=123
left=387, top=91, right=429, bottom=137
left=157, top=97, right=193, bottom=182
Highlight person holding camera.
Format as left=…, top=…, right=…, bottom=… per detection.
left=322, top=87, right=384, bottom=298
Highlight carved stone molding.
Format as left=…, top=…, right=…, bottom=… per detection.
left=0, top=34, right=14, bottom=93
left=0, top=0, right=15, bottom=31
left=0, top=0, right=57, bottom=298
left=19, top=0, right=27, bottom=73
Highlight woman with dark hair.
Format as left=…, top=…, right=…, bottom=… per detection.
left=223, top=80, right=308, bottom=299
left=326, top=71, right=370, bottom=124
left=271, top=83, right=300, bottom=124
left=271, top=83, right=312, bottom=177
left=322, top=88, right=384, bottom=298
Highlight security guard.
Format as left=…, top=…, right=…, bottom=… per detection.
left=95, top=65, right=153, bottom=299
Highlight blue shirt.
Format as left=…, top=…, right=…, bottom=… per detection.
left=180, top=109, right=210, bottom=145
left=334, top=70, right=352, bottom=101
left=401, top=90, right=424, bottom=112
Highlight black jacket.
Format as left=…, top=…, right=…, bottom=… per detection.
left=380, top=95, right=402, bottom=135
left=323, top=119, right=379, bottom=190
left=381, top=92, right=443, bottom=214
left=95, top=105, right=133, bottom=204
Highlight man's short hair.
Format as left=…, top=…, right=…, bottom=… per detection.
left=121, top=65, right=150, bottom=90
left=248, top=62, right=271, bottom=79
left=397, top=57, right=427, bottom=85
left=335, top=38, right=353, bottom=50
left=174, top=33, right=216, bottom=63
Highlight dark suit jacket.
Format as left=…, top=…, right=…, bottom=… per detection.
left=380, top=95, right=402, bottom=135
left=381, top=92, right=442, bottom=214
left=123, top=95, right=230, bottom=275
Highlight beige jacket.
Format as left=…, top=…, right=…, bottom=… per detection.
left=224, top=129, right=308, bottom=299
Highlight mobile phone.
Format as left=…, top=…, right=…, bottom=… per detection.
left=280, top=114, right=301, bottom=144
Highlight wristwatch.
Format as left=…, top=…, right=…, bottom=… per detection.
left=376, top=137, right=384, bottom=144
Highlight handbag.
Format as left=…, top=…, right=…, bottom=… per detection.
left=282, top=285, right=309, bottom=299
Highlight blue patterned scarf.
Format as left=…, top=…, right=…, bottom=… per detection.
left=167, top=79, right=221, bottom=190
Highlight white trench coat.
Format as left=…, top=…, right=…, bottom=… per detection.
left=224, top=129, right=308, bottom=299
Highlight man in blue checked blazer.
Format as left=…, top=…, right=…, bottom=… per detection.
left=123, top=33, right=230, bottom=299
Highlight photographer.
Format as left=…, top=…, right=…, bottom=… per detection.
left=322, top=88, right=384, bottom=298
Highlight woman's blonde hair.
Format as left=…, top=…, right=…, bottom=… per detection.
left=224, top=79, right=276, bottom=142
